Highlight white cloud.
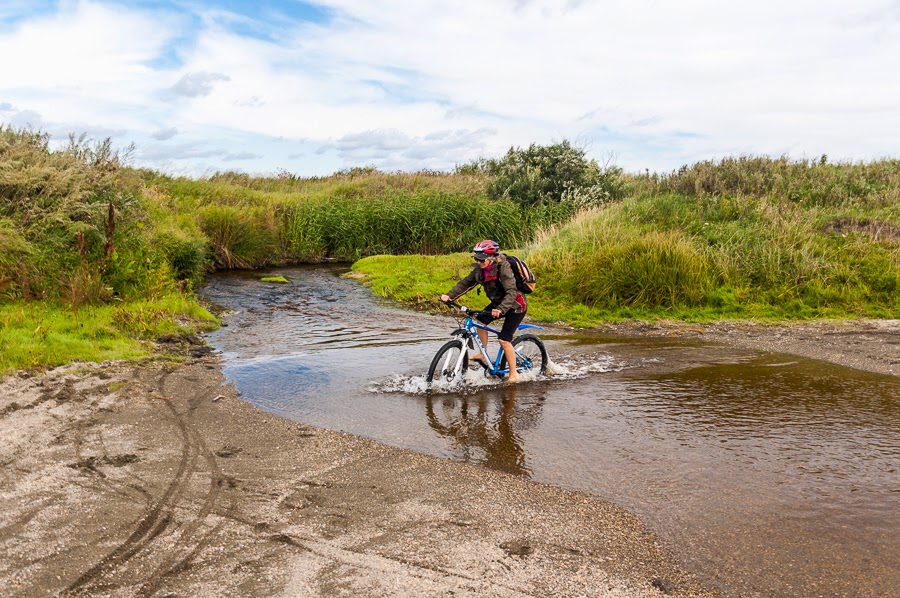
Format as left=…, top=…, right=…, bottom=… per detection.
left=316, top=127, right=496, bottom=169
left=170, top=71, right=231, bottom=98
left=1, top=0, right=898, bottom=174
left=222, top=151, right=261, bottom=161
left=138, top=141, right=228, bottom=162
left=150, top=127, right=178, bottom=141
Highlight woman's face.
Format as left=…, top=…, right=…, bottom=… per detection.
left=475, top=256, right=492, bottom=269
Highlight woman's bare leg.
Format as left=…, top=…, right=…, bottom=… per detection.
left=470, top=327, right=490, bottom=366
left=499, top=339, right=519, bottom=383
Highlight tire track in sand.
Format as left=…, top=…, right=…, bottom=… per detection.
left=64, top=367, right=231, bottom=596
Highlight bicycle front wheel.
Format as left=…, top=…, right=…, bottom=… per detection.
left=503, top=334, right=548, bottom=375
left=426, top=339, right=469, bottom=384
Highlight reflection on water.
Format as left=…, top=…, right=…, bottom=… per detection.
left=631, top=358, right=899, bottom=522
left=424, top=385, right=545, bottom=476
left=202, top=266, right=900, bottom=597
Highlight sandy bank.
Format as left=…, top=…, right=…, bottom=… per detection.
left=0, top=353, right=708, bottom=597
left=3, top=317, right=897, bottom=596
left=597, top=318, right=900, bottom=378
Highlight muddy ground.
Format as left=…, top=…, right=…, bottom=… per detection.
left=1, top=319, right=898, bottom=597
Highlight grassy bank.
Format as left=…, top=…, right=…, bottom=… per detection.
left=528, top=195, right=900, bottom=321
left=146, top=169, right=572, bottom=267
left=0, top=128, right=219, bottom=374
left=353, top=157, right=900, bottom=324
left=3, top=125, right=900, bottom=373
left=0, top=297, right=217, bottom=375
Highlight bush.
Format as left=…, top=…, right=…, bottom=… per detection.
left=458, top=140, right=627, bottom=208
left=0, top=127, right=147, bottom=300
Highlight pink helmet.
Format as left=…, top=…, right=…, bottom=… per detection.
left=473, top=239, right=500, bottom=260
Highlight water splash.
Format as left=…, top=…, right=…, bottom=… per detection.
left=370, top=367, right=521, bottom=395
left=370, top=353, right=622, bottom=395
left=542, top=353, right=624, bottom=378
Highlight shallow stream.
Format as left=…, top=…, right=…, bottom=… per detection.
left=202, top=265, right=899, bottom=596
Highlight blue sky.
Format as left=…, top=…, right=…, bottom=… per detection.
left=1, top=0, right=899, bottom=177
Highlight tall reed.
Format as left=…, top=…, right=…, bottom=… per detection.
left=629, top=155, right=900, bottom=208
left=149, top=171, right=573, bottom=268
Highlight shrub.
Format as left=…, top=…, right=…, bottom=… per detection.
left=199, top=204, right=279, bottom=269
left=458, top=140, right=627, bottom=208
left=529, top=212, right=713, bottom=309
left=0, top=127, right=146, bottom=300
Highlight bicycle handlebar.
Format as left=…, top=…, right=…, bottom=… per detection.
left=441, top=300, right=487, bottom=318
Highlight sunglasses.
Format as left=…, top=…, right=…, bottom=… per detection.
left=474, top=257, right=486, bottom=263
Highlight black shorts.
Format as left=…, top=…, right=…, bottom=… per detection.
left=476, top=307, right=525, bottom=342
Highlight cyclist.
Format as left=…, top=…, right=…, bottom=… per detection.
left=440, top=239, right=527, bottom=383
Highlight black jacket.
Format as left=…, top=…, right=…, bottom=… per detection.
left=447, top=254, right=524, bottom=314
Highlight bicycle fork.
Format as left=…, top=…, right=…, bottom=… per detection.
left=466, top=332, right=509, bottom=375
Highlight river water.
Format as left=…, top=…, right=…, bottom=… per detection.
left=201, top=265, right=900, bottom=597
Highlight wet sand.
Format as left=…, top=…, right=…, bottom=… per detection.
left=598, top=318, right=900, bottom=378
left=1, top=319, right=897, bottom=597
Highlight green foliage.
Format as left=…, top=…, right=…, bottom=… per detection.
left=0, top=294, right=216, bottom=375
left=629, top=154, right=900, bottom=208
left=139, top=187, right=211, bottom=288
left=147, top=169, right=572, bottom=267
left=199, top=204, right=279, bottom=268
left=0, top=129, right=138, bottom=222
left=459, top=140, right=628, bottom=209
left=0, top=126, right=182, bottom=302
left=525, top=212, right=715, bottom=311
left=261, top=276, right=289, bottom=283
left=527, top=192, right=900, bottom=319
left=277, top=192, right=560, bottom=262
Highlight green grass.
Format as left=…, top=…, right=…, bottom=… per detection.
left=351, top=189, right=900, bottom=325
left=5, top=128, right=900, bottom=373
left=151, top=173, right=572, bottom=266
left=261, top=276, right=289, bottom=283
left=349, top=253, right=605, bottom=326
left=542, top=193, right=897, bottom=318
left=0, top=294, right=217, bottom=375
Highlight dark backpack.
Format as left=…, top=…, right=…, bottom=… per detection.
left=505, top=255, right=536, bottom=294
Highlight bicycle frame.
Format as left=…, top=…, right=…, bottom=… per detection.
left=448, top=304, right=543, bottom=376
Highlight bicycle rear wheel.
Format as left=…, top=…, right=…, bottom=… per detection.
left=500, top=334, right=548, bottom=375
left=426, top=339, right=469, bottom=384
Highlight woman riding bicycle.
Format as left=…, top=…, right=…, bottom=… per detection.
left=440, top=239, right=527, bottom=383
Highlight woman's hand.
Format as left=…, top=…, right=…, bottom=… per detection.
left=491, top=308, right=501, bottom=318
left=440, top=294, right=451, bottom=303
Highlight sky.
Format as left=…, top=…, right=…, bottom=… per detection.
left=1, top=0, right=899, bottom=177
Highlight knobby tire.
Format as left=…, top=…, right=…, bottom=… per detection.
left=500, top=334, right=548, bottom=375
left=426, top=339, right=469, bottom=384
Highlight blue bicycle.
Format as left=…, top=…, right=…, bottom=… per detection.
left=426, top=301, right=548, bottom=385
